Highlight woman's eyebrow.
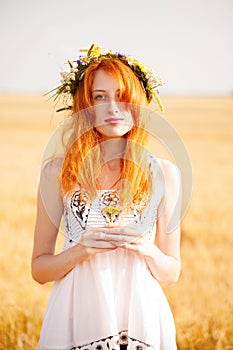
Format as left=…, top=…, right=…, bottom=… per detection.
left=92, top=89, right=120, bottom=92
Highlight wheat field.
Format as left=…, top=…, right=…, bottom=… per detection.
left=0, top=94, right=232, bottom=349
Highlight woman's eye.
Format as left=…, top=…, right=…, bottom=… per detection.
left=94, top=94, right=106, bottom=101
left=92, top=94, right=109, bottom=105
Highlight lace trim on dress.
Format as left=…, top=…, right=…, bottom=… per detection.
left=70, top=330, right=155, bottom=350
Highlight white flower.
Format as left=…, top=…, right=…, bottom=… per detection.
left=64, top=85, right=71, bottom=92
left=63, top=92, right=69, bottom=97
left=69, top=72, right=76, bottom=81
left=60, top=71, right=70, bottom=83
left=146, top=70, right=164, bottom=87
left=127, top=56, right=134, bottom=65
left=60, top=71, right=76, bottom=84
left=71, top=67, right=78, bottom=74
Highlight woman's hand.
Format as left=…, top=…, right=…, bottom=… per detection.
left=31, top=185, right=117, bottom=284
left=100, top=226, right=181, bottom=286
left=93, top=223, right=180, bottom=286
left=85, top=222, right=145, bottom=248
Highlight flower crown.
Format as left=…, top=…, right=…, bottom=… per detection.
left=51, top=44, right=164, bottom=112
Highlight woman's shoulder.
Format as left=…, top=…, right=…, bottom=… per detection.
left=156, top=158, right=181, bottom=192
left=148, top=153, right=180, bottom=182
left=41, top=157, right=64, bottom=178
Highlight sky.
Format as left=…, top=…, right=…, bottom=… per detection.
left=0, top=0, right=232, bottom=96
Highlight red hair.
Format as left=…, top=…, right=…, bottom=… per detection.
left=61, top=58, right=151, bottom=205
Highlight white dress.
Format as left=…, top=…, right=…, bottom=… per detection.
left=38, top=155, right=177, bottom=350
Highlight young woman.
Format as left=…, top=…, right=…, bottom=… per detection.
left=32, top=44, right=182, bottom=350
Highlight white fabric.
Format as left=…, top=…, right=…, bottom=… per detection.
left=38, top=155, right=177, bottom=350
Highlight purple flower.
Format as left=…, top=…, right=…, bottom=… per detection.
left=117, top=52, right=126, bottom=58
left=77, top=55, right=84, bottom=65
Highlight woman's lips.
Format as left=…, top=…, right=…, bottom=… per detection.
left=104, top=118, right=124, bottom=124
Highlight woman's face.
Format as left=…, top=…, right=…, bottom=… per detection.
left=91, top=69, right=133, bottom=138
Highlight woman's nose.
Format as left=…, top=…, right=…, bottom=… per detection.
left=107, top=100, right=120, bottom=116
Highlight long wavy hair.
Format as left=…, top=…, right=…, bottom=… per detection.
left=61, top=58, right=151, bottom=205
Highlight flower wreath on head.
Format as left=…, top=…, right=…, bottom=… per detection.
left=50, top=44, right=164, bottom=112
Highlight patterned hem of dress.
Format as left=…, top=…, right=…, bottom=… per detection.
left=70, top=330, right=155, bottom=350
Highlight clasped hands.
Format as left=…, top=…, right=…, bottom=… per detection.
left=79, top=222, right=149, bottom=249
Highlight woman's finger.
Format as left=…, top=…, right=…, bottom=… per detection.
left=103, top=225, right=139, bottom=237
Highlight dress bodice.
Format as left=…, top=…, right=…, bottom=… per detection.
left=62, top=154, right=165, bottom=250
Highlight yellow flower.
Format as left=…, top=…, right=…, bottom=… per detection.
left=128, top=57, right=134, bottom=64
left=101, top=206, right=122, bottom=223
left=135, top=59, right=148, bottom=74
left=90, top=45, right=102, bottom=57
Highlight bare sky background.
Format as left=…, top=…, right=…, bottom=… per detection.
left=0, top=0, right=232, bottom=95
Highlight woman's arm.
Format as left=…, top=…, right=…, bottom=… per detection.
left=31, top=158, right=87, bottom=284
left=31, top=188, right=77, bottom=284
left=32, top=188, right=117, bottom=284
left=31, top=160, right=114, bottom=285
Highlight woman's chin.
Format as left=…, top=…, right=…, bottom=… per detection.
left=95, top=125, right=132, bottom=138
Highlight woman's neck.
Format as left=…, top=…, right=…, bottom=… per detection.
left=101, top=137, right=126, bottom=164
left=96, top=138, right=126, bottom=189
